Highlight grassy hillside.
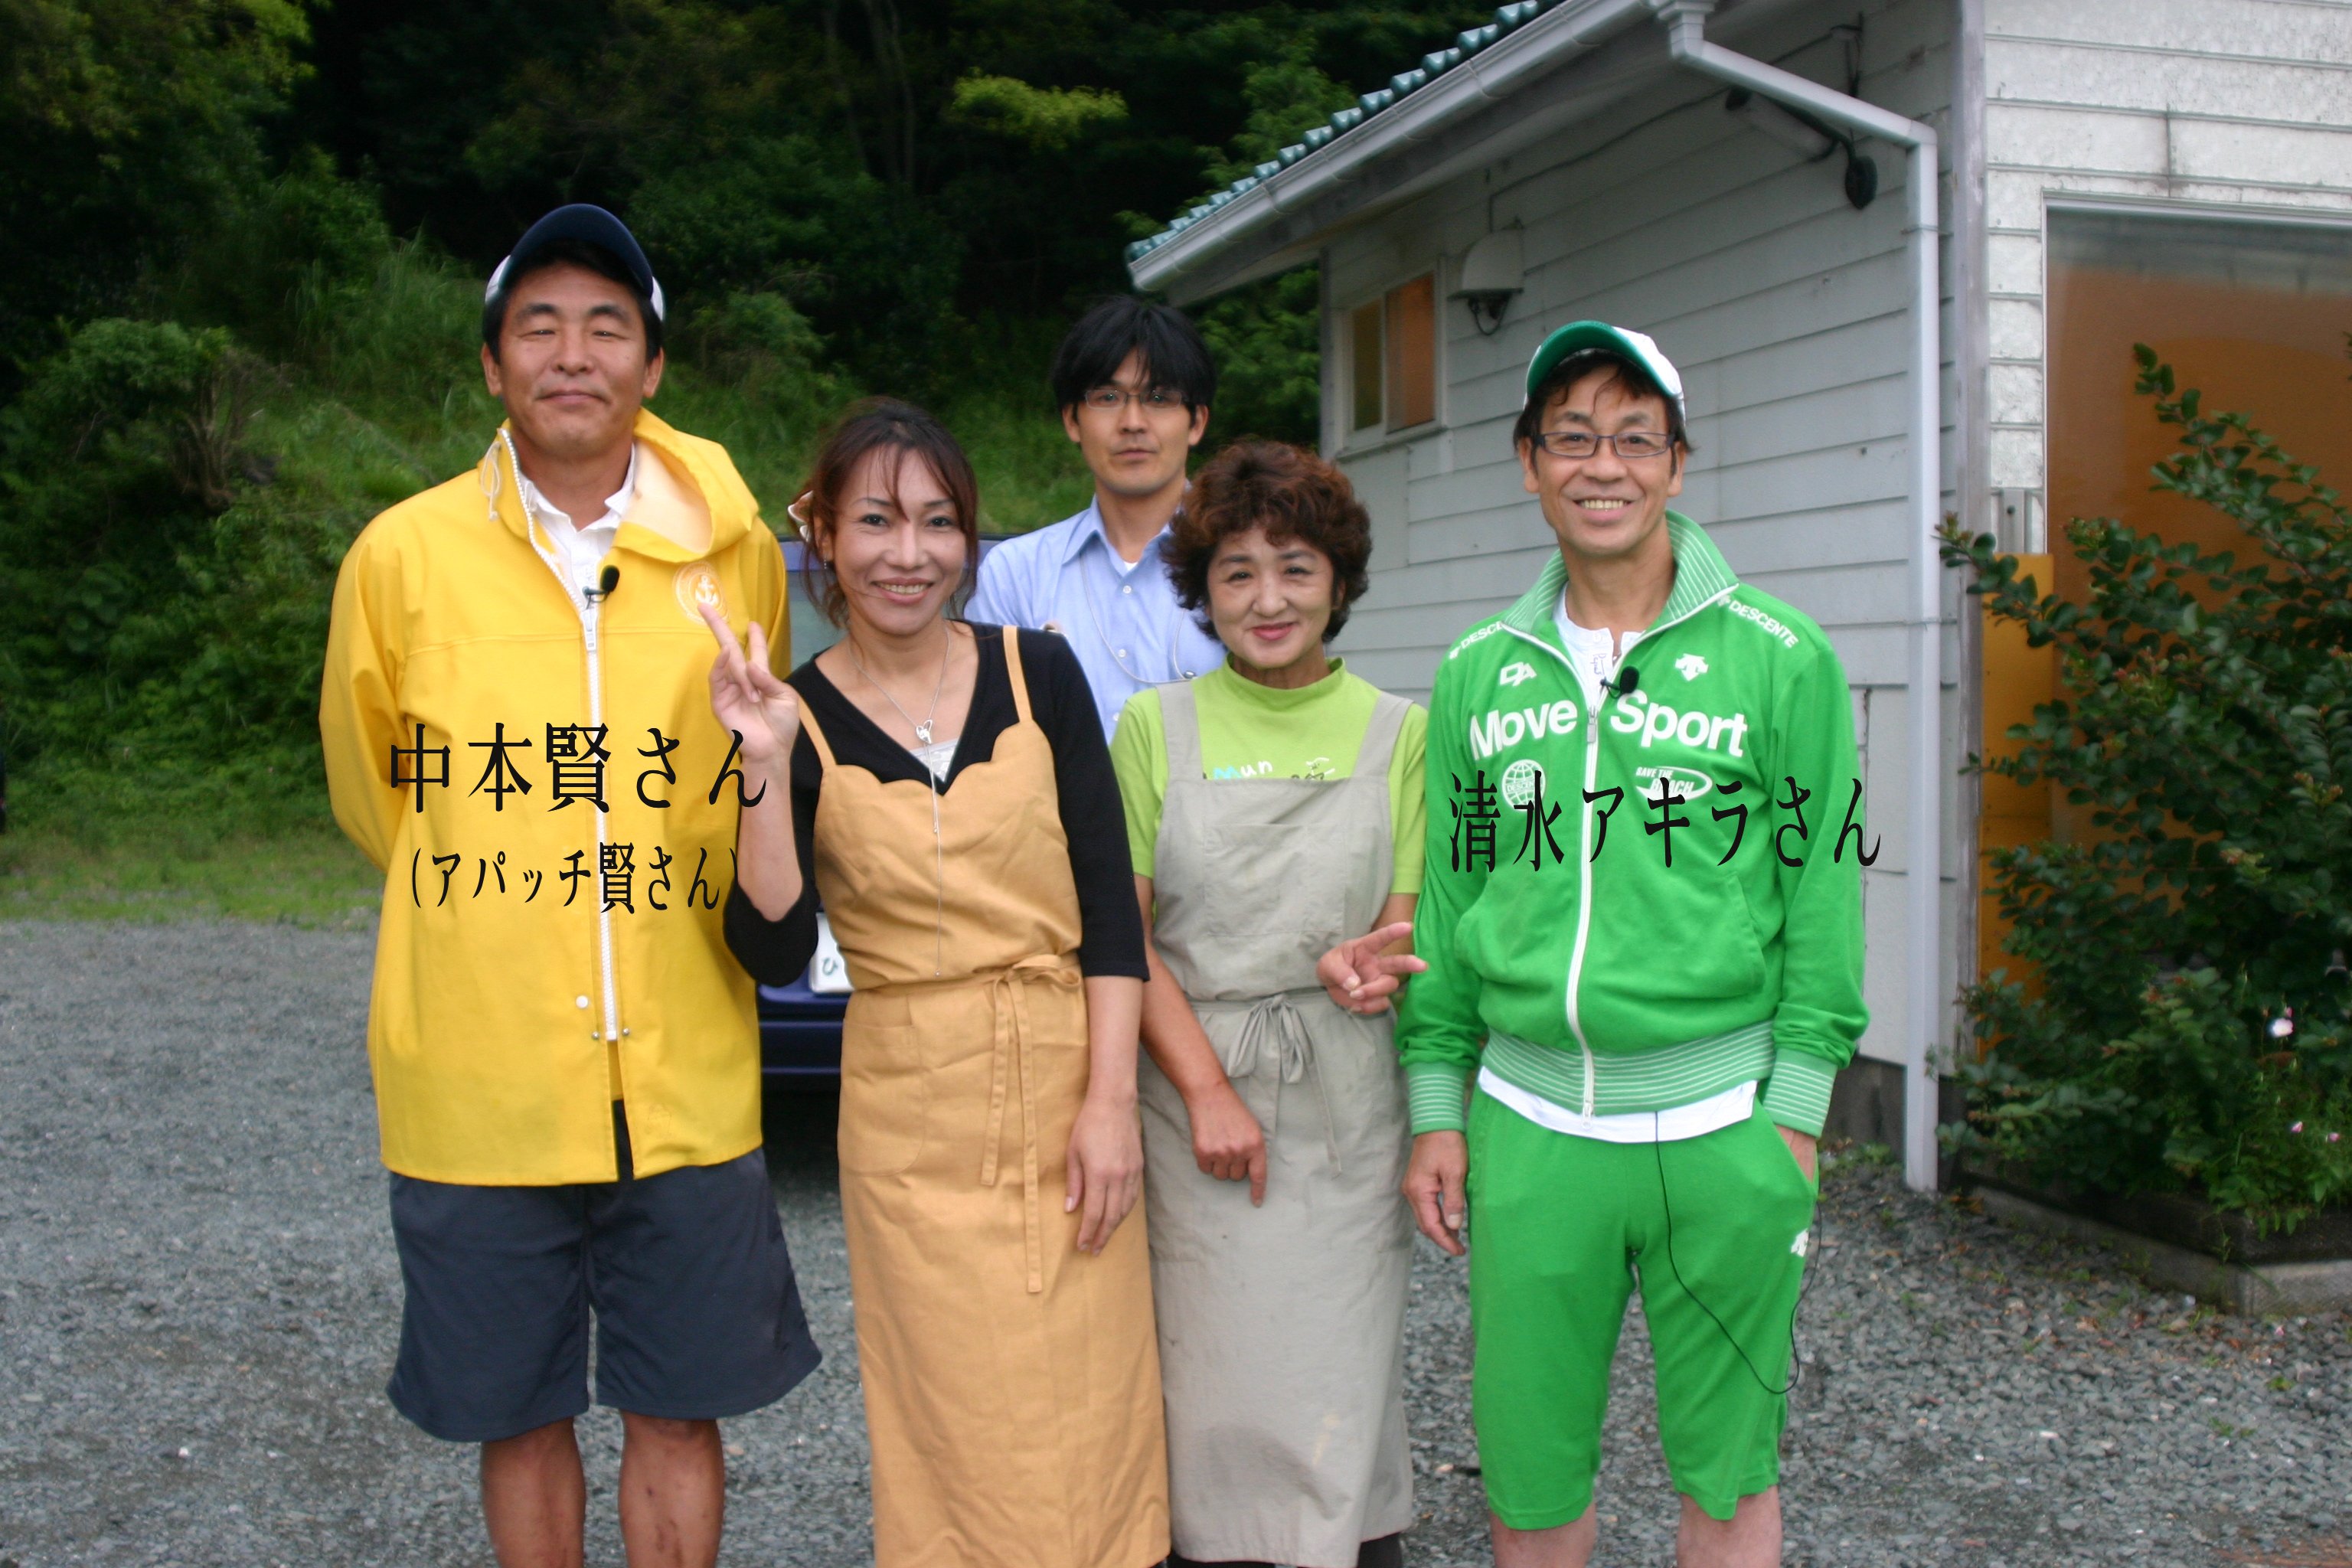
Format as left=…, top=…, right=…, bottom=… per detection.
left=0, top=237, right=1100, bottom=919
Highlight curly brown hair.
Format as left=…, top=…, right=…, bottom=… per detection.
left=1168, top=440, right=1374, bottom=644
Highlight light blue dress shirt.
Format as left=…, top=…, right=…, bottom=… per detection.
left=967, top=501, right=1230, bottom=739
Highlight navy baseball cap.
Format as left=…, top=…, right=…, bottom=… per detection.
left=485, top=204, right=666, bottom=321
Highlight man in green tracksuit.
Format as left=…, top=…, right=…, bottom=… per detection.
left=1351, top=322, right=1866, bottom=1566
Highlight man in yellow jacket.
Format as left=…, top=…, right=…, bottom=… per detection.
left=320, top=205, right=819, bottom=1568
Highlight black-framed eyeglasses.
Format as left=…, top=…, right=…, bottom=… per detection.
left=1532, top=430, right=1676, bottom=460
left=1081, top=386, right=1185, bottom=413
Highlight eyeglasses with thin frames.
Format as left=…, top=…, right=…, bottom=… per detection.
left=1530, top=430, right=1677, bottom=460
left=1080, top=386, right=1187, bottom=413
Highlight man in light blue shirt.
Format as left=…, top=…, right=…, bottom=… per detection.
left=967, top=297, right=1227, bottom=737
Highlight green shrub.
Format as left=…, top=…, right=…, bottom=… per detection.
left=1942, top=348, right=2352, bottom=1233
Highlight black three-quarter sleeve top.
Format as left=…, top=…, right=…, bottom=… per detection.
left=724, top=624, right=1149, bottom=987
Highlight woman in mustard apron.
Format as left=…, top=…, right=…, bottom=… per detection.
left=710, top=398, right=1169, bottom=1568
left=1108, top=442, right=1429, bottom=1568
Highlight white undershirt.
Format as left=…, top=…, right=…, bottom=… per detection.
left=1481, top=1070, right=1757, bottom=1144
left=1499, top=590, right=1753, bottom=1145
left=909, top=738, right=960, bottom=782
left=1553, top=590, right=1643, bottom=712
left=520, top=444, right=640, bottom=597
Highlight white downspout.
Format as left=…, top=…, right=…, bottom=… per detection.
left=1651, top=0, right=1945, bottom=1191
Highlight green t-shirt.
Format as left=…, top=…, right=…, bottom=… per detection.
left=1110, top=659, right=1429, bottom=895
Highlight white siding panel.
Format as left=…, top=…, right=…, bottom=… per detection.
left=2172, top=116, right=2352, bottom=190
left=1340, top=651, right=1446, bottom=703
left=1340, top=598, right=1520, bottom=656
left=1984, top=231, right=2043, bottom=296
left=1988, top=297, right=2042, bottom=360
left=1642, top=253, right=1913, bottom=371
left=1985, top=38, right=2352, bottom=125
left=1697, top=375, right=1909, bottom=469
left=1988, top=425, right=2043, bottom=490
left=1707, top=500, right=1909, bottom=577
left=1695, top=314, right=1912, bottom=414
left=1549, top=204, right=1911, bottom=348
left=1858, top=871, right=1910, bottom=1063
left=1987, top=361, right=2042, bottom=426
left=1408, top=456, right=1524, bottom=524
left=1509, top=106, right=1784, bottom=243
left=1351, top=446, right=1411, bottom=579
left=1740, top=561, right=1913, bottom=631
left=1821, top=626, right=1914, bottom=688
left=1524, top=151, right=1882, bottom=308
left=1983, top=102, right=2170, bottom=175
left=1991, top=0, right=2352, bottom=61
left=1681, top=439, right=1909, bottom=528
left=1408, top=502, right=1556, bottom=566
left=1448, top=379, right=1528, bottom=436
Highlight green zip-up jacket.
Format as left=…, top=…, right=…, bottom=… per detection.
left=1397, top=514, right=1867, bottom=1138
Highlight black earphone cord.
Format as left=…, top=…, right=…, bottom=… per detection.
left=1649, top=1109, right=1822, bottom=1397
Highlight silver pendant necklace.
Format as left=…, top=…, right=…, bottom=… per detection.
left=848, top=625, right=952, bottom=746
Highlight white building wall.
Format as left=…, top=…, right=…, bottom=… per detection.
left=1981, top=0, right=2352, bottom=541
left=1325, top=0, right=1960, bottom=1069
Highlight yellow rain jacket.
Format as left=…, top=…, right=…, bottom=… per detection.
left=322, top=409, right=789, bottom=1184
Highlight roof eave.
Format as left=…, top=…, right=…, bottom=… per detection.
left=1129, top=0, right=1659, bottom=302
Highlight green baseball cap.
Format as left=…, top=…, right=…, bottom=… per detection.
left=1524, top=320, right=1684, bottom=416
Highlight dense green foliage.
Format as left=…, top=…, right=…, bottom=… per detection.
left=1944, top=349, right=2352, bottom=1232
left=0, top=0, right=1488, bottom=830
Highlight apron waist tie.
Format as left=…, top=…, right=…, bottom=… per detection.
left=864, top=954, right=1080, bottom=1294
left=1210, top=988, right=1343, bottom=1174
left=975, top=955, right=1083, bottom=1294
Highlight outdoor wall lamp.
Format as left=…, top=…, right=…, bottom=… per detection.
left=1452, top=227, right=1524, bottom=336
left=1725, top=87, right=1879, bottom=209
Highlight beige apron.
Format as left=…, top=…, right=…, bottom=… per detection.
left=1138, top=679, right=1416, bottom=1568
left=804, top=631, right=1170, bottom=1568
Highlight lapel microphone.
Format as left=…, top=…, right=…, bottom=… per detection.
left=585, top=565, right=621, bottom=603
left=1602, top=665, right=1641, bottom=697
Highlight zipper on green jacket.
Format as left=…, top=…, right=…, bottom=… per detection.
left=1490, top=524, right=1743, bottom=1121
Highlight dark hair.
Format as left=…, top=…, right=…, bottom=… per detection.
left=792, top=398, right=982, bottom=629
left=1169, top=441, right=1373, bottom=644
left=1050, top=296, right=1217, bottom=415
left=482, top=238, right=665, bottom=362
left=1511, top=348, right=1691, bottom=468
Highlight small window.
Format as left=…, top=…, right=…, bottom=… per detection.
left=1385, top=274, right=1436, bottom=429
left=1348, top=273, right=1439, bottom=436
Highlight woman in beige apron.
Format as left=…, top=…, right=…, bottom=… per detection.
left=1107, top=441, right=1429, bottom=1568
left=715, top=400, right=1168, bottom=1568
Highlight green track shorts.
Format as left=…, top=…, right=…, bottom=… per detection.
left=1465, top=1087, right=1817, bottom=1527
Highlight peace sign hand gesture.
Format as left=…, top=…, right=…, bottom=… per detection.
left=1316, top=921, right=1427, bottom=1015
left=699, top=603, right=801, bottom=773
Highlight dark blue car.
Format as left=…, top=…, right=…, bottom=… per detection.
left=757, top=534, right=1008, bottom=1085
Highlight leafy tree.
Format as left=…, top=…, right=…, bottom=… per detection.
left=0, top=0, right=310, bottom=381
left=1943, top=348, right=2352, bottom=1232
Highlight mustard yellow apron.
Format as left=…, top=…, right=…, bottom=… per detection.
left=802, top=629, right=1170, bottom=1568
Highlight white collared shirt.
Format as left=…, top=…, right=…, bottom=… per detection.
left=519, top=444, right=640, bottom=597
left=964, top=498, right=1229, bottom=739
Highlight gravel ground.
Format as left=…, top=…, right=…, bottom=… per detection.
left=2, top=920, right=2348, bottom=1566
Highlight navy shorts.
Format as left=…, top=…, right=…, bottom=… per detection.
left=386, top=1106, right=822, bottom=1443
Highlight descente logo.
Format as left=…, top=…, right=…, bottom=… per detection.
left=1725, top=598, right=1800, bottom=649
left=1468, top=699, right=1578, bottom=760
left=1447, top=622, right=1506, bottom=659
